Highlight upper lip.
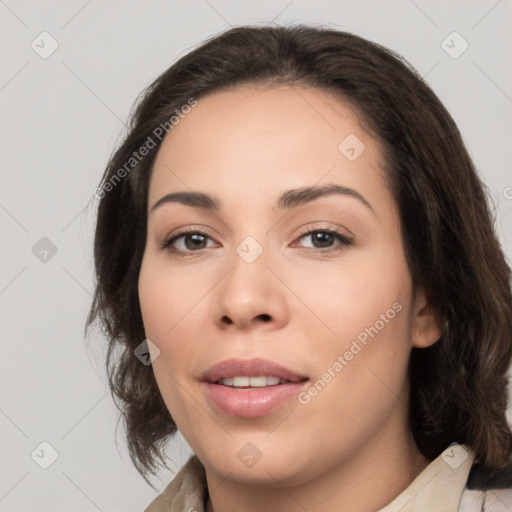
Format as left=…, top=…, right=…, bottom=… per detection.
left=200, top=357, right=309, bottom=384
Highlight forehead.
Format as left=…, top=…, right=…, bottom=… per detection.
left=148, top=85, right=390, bottom=215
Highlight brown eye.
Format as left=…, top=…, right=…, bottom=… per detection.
left=161, top=230, right=216, bottom=253
left=182, top=233, right=208, bottom=250
left=297, top=229, right=352, bottom=251
left=161, top=228, right=352, bottom=256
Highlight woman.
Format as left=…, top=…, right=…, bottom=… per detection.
left=86, top=25, right=512, bottom=511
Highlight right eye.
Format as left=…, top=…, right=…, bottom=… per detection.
left=160, top=230, right=219, bottom=255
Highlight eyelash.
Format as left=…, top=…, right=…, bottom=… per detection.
left=160, top=226, right=353, bottom=256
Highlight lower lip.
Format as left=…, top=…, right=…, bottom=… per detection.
left=202, top=381, right=309, bottom=418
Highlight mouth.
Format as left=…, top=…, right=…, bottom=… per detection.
left=200, top=357, right=309, bottom=384
left=215, top=376, right=308, bottom=388
left=199, top=357, right=310, bottom=417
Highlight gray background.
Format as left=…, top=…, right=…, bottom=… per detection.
left=1, top=1, right=511, bottom=511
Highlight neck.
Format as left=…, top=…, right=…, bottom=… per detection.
left=204, top=418, right=430, bottom=512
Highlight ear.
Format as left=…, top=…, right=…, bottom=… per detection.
left=411, top=286, right=443, bottom=349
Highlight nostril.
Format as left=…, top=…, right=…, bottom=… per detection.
left=259, top=314, right=271, bottom=322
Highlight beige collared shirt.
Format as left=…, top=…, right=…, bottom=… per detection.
left=143, top=444, right=512, bottom=511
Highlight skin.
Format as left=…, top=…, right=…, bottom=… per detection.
left=138, top=84, right=442, bottom=512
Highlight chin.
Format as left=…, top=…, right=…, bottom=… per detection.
left=197, top=439, right=323, bottom=487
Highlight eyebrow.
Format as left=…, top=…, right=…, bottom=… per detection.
left=149, top=183, right=375, bottom=216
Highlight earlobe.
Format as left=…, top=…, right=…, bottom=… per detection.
left=411, top=289, right=443, bottom=349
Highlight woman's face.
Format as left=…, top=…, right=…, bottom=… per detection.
left=138, top=85, right=440, bottom=485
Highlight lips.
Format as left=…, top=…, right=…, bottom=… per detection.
left=199, top=357, right=310, bottom=417
left=199, top=357, right=309, bottom=384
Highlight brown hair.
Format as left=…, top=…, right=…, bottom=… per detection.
left=85, top=24, right=512, bottom=486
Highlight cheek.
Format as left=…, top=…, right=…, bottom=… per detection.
left=138, top=258, right=200, bottom=421
left=138, top=255, right=198, bottom=338
left=289, top=240, right=412, bottom=342
left=138, top=255, right=217, bottom=384
left=138, top=257, right=189, bottom=366
left=298, top=242, right=414, bottom=393
left=337, top=256, right=414, bottom=397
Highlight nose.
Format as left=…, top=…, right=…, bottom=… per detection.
left=212, top=242, right=290, bottom=332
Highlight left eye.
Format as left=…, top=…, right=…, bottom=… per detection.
left=295, top=229, right=352, bottom=250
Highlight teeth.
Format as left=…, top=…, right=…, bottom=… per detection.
left=219, top=376, right=285, bottom=387
left=234, top=376, right=250, bottom=387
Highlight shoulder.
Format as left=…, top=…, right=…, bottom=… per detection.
left=466, top=459, right=512, bottom=490
left=459, top=460, right=512, bottom=511
left=459, top=487, right=512, bottom=510
left=142, top=455, right=208, bottom=512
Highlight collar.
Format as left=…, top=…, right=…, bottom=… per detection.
left=379, top=443, right=475, bottom=512
left=144, top=443, right=475, bottom=512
